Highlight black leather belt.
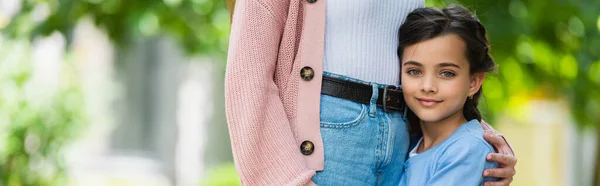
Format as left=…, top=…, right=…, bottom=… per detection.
left=321, top=76, right=405, bottom=112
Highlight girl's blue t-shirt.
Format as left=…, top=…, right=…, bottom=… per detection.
left=399, top=119, right=499, bottom=186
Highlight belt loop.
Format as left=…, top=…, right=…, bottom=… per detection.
left=383, top=85, right=397, bottom=112
left=382, top=85, right=389, bottom=113
left=369, top=84, right=379, bottom=117
left=398, top=85, right=406, bottom=115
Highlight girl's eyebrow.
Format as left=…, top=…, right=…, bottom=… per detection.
left=403, top=61, right=461, bottom=69
left=438, top=62, right=460, bottom=69
left=403, top=61, right=422, bottom=67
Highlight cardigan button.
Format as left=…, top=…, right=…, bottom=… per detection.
left=300, top=66, right=314, bottom=81
left=307, top=0, right=317, bottom=3
left=300, top=140, right=314, bottom=155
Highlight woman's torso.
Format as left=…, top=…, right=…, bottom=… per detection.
left=323, top=0, right=424, bottom=85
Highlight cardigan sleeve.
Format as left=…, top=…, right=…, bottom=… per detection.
left=479, top=121, right=515, bottom=155
left=224, top=0, right=316, bottom=185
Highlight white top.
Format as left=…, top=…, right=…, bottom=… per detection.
left=323, top=0, right=424, bottom=85
left=408, top=137, right=423, bottom=158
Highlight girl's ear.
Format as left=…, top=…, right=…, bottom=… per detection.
left=469, top=72, right=485, bottom=96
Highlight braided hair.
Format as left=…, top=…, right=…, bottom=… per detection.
left=397, top=5, right=496, bottom=134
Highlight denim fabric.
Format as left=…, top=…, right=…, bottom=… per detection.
left=312, top=72, right=410, bottom=186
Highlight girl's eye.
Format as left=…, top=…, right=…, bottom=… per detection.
left=407, top=69, right=422, bottom=76
left=440, top=71, right=456, bottom=78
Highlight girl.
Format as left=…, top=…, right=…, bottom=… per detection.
left=225, top=0, right=516, bottom=185
left=398, top=5, right=502, bottom=185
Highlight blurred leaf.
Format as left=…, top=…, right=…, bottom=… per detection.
left=0, top=38, right=85, bottom=186
left=5, top=0, right=230, bottom=56
left=201, top=163, right=241, bottom=186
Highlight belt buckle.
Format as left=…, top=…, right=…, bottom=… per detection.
left=382, top=85, right=397, bottom=112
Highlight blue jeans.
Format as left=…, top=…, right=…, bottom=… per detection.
left=312, top=72, right=410, bottom=186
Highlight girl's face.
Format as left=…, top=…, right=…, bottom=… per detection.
left=401, top=34, right=484, bottom=123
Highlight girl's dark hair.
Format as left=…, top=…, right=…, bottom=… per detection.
left=397, top=5, right=496, bottom=134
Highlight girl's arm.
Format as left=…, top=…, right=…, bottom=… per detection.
left=225, top=0, right=315, bottom=185
left=480, top=121, right=517, bottom=186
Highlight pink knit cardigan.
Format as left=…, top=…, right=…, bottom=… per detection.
left=225, top=0, right=325, bottom=185
left=225, top=0, right=506, bottom=185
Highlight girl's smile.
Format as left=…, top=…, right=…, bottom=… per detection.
left=416, top=98, right=443, bottom=107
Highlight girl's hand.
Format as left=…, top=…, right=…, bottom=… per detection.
left=483, top=132, right=517, bottom=186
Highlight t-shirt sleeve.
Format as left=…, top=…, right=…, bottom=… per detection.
left=426, top=136, right=498, bottom=186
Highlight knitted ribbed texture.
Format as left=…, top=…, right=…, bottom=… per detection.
left=323, top=0, right=424, bottom=85
left=225, top=0, right=316, bottom=185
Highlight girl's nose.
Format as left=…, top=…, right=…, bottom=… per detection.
left=420, top=74, right=438, bottom=94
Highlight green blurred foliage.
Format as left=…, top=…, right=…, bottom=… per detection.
left=427, top=0, right=600, bottom=127
left=4, top=0, right=231, bottom=56
left=0, top=38, right=86, bottom=185
left=3, top=0, right=231, bottom=185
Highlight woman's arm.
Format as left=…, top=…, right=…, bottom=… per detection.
left=225, top=0, right=315, bottom=185
left=480, top=121, right=518, bottom=186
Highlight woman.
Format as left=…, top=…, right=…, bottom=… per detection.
left=224, top=0, right=517, bottom=185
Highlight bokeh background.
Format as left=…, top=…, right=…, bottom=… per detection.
left=0, top=0, right=599, bottom=185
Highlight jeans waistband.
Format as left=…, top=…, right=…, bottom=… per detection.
left=322, top=72, right=400, bottom=90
